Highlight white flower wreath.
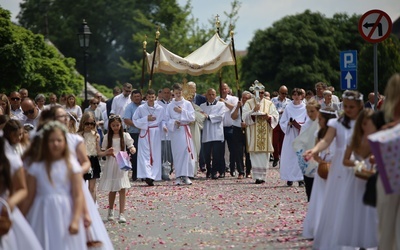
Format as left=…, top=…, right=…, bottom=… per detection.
left=36, top=120, right=68, bottom=138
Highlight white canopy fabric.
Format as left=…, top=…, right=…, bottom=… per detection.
left=146, top=33, right=235, bottom=76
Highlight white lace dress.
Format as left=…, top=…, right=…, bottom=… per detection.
left=98, top=133, right=133, bottom=192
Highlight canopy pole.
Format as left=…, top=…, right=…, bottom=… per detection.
left=230, top=25, right=240, bottom=100
left=149, top=27, right=160, bottom=90
left=141, top=35, right=147, bottom=94
left=230, top=25, right=243, bottom=123
left=215, top=15, right=223, bottom=97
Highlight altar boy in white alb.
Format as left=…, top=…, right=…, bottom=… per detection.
left=200, top=88, right=226, bottom=179
left=165, top=83, right=196, bottom=185
left=279, top=88, right=308, bottom=187
left=132, top=89, right=165, bottom=186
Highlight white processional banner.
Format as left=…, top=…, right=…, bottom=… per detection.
left=146, top=33, right=235, bottom=76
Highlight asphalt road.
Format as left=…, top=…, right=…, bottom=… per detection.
left=97, top=164, right=313, bottom=250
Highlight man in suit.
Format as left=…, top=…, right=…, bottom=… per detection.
left=188, top=81, right=206, bottom=106
left=364, top=92, right=377, bottom=110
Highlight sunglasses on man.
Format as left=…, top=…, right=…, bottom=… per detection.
left=23, top=108, right=35, bottom=116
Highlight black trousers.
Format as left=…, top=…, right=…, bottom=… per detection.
left=203, top=141, right=225, bottom=175
left=303, top=175, right=314, bottom=202
left=223, top=126, right=235, bottom=173
left=232, top=126, right=245, bottom=175
left=129, top=133, right=139, bottom=180
left=198, top=130, right=205, bottom=169
left=243, top=131, right=252, bottom=175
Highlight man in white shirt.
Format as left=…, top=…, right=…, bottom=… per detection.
left=110, top=83, right=132, bottom=128
left=218, top=83, right=238, bottom=177
left=200, top=88, right=225, bottom=179
left=44, top=93, right=61, bottom=110
left=9, top=91, right=24, bottom=120
left=94, top=92, right=107, bottom=113
left=20, top=98, right=42, bottom=128
left=328, top=86, right=340, bottom=104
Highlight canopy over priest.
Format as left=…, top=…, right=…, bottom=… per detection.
left=242, top=81, right=279, bottom=184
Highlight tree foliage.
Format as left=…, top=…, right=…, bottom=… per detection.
left=241, top=10, right=400, bottom=94
left=17, top=0, right=242, bottom=95
left=0, top=7, right=82, bottom=98
left=358, top=36, right=400, bottom=96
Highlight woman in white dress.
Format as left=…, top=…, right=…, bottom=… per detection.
left=23, top=121, right=87, bottom=250
left=303, top=90, right=364, bottom=249
left=165, top=83, right=196, bottom=185
left=0, top=137, right=42, bottom=250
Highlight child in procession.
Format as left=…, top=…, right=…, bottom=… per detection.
left=303, top=90, right=364, bottom=249
left=23, top=121, right=87, bottom=249
left=0, top=136, right=42, bottom=249
left=165, top=83, right=196, bottom=185
left=77, top=112, right=109, bottom=202
left=98, top=115, right=136, bottom=223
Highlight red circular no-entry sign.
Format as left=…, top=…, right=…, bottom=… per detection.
left=358, top=9, right=393, bottom=43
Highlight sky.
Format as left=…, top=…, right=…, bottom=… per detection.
left=1, top=0, right=399, bottom=50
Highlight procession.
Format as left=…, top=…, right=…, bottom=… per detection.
left=1, top=1, right=400, bottom=249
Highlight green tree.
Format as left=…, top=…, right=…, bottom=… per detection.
left=17, top=0, right=207, bottom=89
left=241, top=11, right=369, bottom=92
left=358, top=36, right=400, bottom=96
left=17, top=0, right=242, bottom=95
left=0, top=7, right=82, bottom=98
left=241, top=11, right=338, bottom=92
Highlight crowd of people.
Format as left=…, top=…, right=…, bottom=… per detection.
left=0, top=74, right=399, bottom=249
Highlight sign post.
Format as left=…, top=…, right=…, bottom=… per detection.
left=340, top=50, right=357, bottom=90
left=358, top=9, right=392, bottom=105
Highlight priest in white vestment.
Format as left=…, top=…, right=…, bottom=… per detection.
left=242, top=83, right=279, bottom=184
left=132, top=89, right=165, bottom=186
left=165, top=83, right=196, bottom=185
left=279, top=88, right=308, bottom=186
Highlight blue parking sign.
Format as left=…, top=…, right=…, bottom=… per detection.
left=340, top=50, right=357, bottom=90
left=340, top=51, right=357, bottom=71
left=341, top=71, right=357, bottom=90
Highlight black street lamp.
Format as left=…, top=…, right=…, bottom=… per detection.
left=77, top=19, right=91, bottom=108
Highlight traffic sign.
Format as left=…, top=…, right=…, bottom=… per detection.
left=340, top=50, right=357, bottom=90
left=341, top=71, right=357, bottom=90
left=340, top=50, right=357, bottom=71
left=358, top=9, right=393, bottom=43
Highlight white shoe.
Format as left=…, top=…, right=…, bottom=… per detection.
left=118, top=213, right=126, bottom=223
left=175, top=177, right=182, bottom=185
left=108, top=209, right=114, bottom=221
left=183, top=176, right=192, bottom=185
